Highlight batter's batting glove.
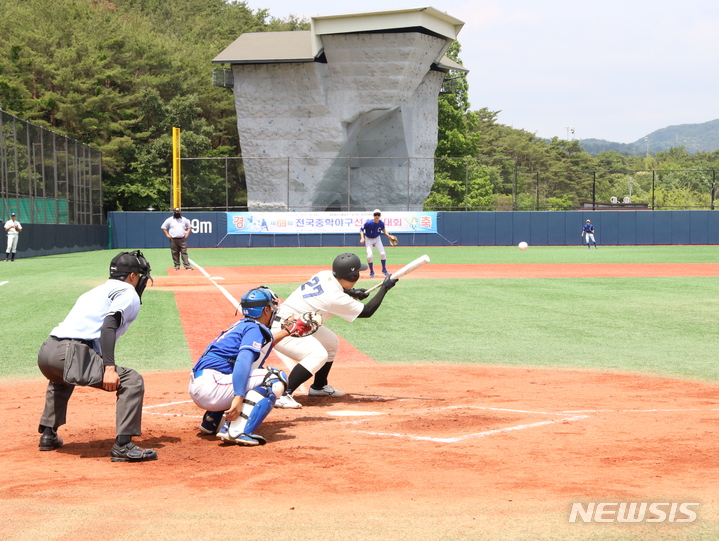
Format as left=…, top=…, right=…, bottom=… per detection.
left=344, top=288, right=370, bottom=300
left=381, top=276, right=398, bottom=290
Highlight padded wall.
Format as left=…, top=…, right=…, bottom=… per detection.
left=108, top=210, right=719, bottom=249
left=13, top=224, right=108, bottom=258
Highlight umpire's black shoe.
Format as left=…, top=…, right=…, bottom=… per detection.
left=39, top=431, right=63, bottom=451
left=110, top=442, right=158, bottom=463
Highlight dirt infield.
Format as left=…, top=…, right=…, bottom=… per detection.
left=2, top=263, right=719, bottom=540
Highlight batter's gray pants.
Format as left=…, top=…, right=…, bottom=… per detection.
left=37, top=336, right=145, bottom=436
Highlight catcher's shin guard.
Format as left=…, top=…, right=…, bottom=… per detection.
left=226, top=389, right=275, bottom=441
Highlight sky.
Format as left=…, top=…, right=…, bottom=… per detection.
left=246, top=0, right=719, bottom=144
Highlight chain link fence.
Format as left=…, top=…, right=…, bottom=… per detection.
left=0, top=109, right=103, bottom=225
left=179, top=156, right=718, bottom=212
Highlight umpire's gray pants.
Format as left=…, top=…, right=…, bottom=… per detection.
left=170, top=237, right=190, bottom=268
left=37, top=336, right=145, bottom=436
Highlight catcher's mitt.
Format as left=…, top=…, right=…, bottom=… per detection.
left=388, top=234, right=399, bottom=246
left=281, top=311, right=322, bottom=337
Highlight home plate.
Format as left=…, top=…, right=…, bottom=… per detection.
left=328, top=411, right=384, bottom=417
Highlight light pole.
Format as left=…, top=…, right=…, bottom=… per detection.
left=564, top=125, right=575, bottom=140
left=644, top=137, right=649, bottom=156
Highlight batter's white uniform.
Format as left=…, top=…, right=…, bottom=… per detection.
left=271, top=270, right=364, bottom=374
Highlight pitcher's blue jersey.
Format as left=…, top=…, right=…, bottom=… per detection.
left=361, top=219, right=385, bottom=239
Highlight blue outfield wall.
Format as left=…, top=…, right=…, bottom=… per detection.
left=108, top=210, right=719, bottom=249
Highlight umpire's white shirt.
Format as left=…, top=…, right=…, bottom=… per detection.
left=161, top=216, right=191, bottom=238
left=51, top=279, right=140, bottom=353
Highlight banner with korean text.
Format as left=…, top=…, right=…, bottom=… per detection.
left=226, top=211, right=437, bottom=235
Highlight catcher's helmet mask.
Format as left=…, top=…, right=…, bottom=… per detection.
left=332, top=253, right=368, bottom=283
left=109, top=250, right=152, bottom=302
left=240, top=286, right=279, bottom=320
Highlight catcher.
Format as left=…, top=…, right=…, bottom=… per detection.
left=188, top=286, right=319, bottom=446
left=359, top=209, right=397, bottom=278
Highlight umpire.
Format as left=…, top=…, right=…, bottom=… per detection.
left=37, top=251, right=158, bottom=462
left=161, top=207, right=193, bottom=270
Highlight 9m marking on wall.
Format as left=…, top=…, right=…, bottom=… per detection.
left=191, top=219, right=212, bottom=234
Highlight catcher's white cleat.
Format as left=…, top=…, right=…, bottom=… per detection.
left=308, top=384, right=346, bottom=397
left=275, top=393, right=302, bottom=409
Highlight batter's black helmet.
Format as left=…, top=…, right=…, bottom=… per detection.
left=332, top=252, right=367, bottom=283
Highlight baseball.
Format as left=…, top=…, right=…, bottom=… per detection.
left=518, top=241, right=528, bottom=251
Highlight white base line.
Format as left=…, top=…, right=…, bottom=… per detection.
left=358, top=415, right=589, bottom=443
left=0, top=281, right=8, bottom=287
left=144, top=400, right=194, bottom=409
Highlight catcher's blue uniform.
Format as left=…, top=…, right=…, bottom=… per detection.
left=192, top=319, right=273, bottom=396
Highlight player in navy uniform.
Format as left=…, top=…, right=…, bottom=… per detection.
left=188, top=286, right=291, bottom=446
left=582, top=219, right=598, bottom=249
left=359, top=209, right=394, bottom=277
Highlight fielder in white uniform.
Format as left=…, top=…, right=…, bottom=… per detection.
left=274, top=252, right=398, bottom=408
left=5, top=212, right=22, bottom=261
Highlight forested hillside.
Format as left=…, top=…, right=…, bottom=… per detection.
left=2, top=0, right=718, bottom=212
left=0, top=0, right=305, bottom=211
left=581, top=119, right=719, bottom=155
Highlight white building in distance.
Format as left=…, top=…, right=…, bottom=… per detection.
left=213, top=7, right=466, bottom=211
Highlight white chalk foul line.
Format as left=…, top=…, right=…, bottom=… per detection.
left=189, top=257, right=240, bottom=308
left=357, top=415, right=589, bottom=443
left=0, top=281, right=8, bottom=287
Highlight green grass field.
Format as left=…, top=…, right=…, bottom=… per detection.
left=1, top=245, right=717, bottom=382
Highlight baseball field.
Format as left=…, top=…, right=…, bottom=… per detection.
left=1, top=245, right=719, bottom=540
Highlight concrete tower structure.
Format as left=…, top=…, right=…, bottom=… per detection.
left=213, top=7, right=465, bottom=211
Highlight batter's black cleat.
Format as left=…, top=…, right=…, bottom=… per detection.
left=110, top=442, right=158, bottom=463
left=39, top=431, right=63, bottom=451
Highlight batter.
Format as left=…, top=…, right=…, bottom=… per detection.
left=274, top=252, right=398, bottom=408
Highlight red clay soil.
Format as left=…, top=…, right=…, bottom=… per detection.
left=2, top=263, right=719, bottom=540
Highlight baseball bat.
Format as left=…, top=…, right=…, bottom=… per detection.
left=364, top=254, right=430, bottom=293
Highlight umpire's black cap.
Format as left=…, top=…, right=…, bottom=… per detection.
left=110, top=250, right=151, bottom=278
left=332, top=253, right=367, bottom=282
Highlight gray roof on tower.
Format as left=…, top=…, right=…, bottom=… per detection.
left=213, top=7, right=468, bottom=72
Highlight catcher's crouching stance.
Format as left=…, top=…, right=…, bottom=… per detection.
left=188, top=286, right=319, bottom=446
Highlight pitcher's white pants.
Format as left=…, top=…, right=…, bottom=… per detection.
left=364, top=236, right=385, bottom=262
